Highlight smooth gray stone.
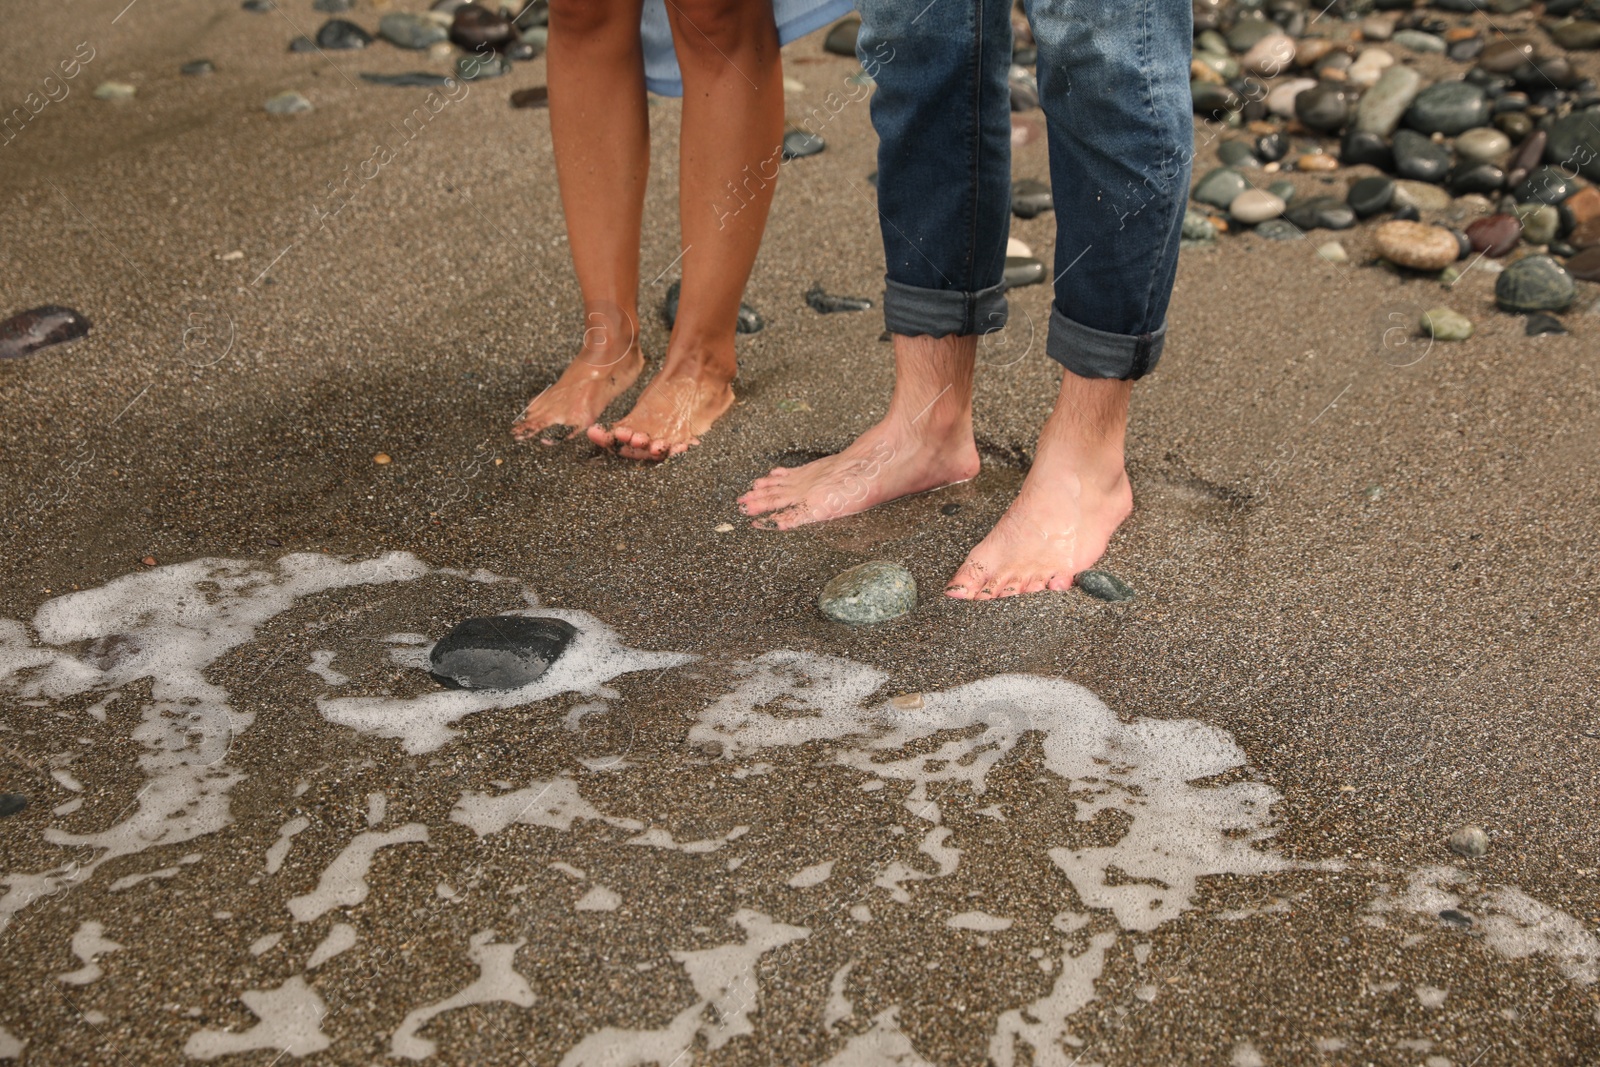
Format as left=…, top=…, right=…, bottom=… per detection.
left=1542, top=111, right=1600, bottom=181
left=819, top=561, right=917, bottom=625
left=1075, top=570, right=1134, bottom=602
left=429, top=615, right=577, bottom=689
left=379, top=13, right=449, bottom=49
left=1513, top=164, right=1580, bottom=204
left=1284, top=195, right=1356, bottom=230
left=1392, top=29, right=1446, bottom=53
left=180, top=59, right=216, bottom=76
left=1355, top=64, right=1422, bottom=136
left=1405, top=80, right=1491, bottom=136
left=1011, top=178, right=1054, bottom=218
left=1255, top=219, right=1304, bottom=240
left=782, top=129, right=825, bottom=159
left=1347, top=175, right=1396, bottom=217
left=1393, top=129, right=1451, bottom=182
left=456, top=52, right=511, bottom=80
left=1495, top=254, right=1575, bottom=311
left=315, top=18, right=372, bottom=49
left=264, top=90, right=312, bottom=114
left=360, top=71, right=454, bottom=87
left=0, top=794, right=26, bottom=818
left=1002, top=256, right=1046, bottom=288
left=1548, top=19, right=1600, bottom=49
left=1191, top=167, right=1247, bottom=210
left=1448, top=825, right=1489, bottom=858
left=824, top=16, right=860, bottom=55
left=1182, top=209, right=1218, bottom=241
left=805, top=284, right=872, bottom=313
left=1295, top=81, right=1355, bottom=133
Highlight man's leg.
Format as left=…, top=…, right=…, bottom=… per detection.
left=590, top=0, right=784, bottom=461
left=739, top=0, right=1013, bottom=527
left=946, top=0, right=1192, bottom=598
left=512, top=0, right=649, bottom=444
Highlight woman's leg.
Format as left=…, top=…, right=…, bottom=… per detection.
left=511, top=0, right=651, bottom=444
left=589, top=0, right=784, bottom=461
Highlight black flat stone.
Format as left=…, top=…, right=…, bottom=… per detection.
left=360, top=72, right=455, bottom=87
left=805, top=284, right=872, bottom=314
left=1340, top=129, right=1394, bottom=170
left=1347, top=175, right=1396, bottom=218
left=0, top=305, right=91, bottom=360
left=1076, top=570, right=1134, bottom=602
left=1393, top=129, right=1451, bottom=182
left=1011, top=178, right=1053, bottom=219
left=1525, top=311, right=1567, bottom=335
left=1446, top=161, right=1505, bottom=195
left=781, top=129, right=825, bottom=160
left=429, top=615, right=577, bottom=690
left=662, top=280, right=763, bottom=334
left=0, top=794, right=27, bottom=818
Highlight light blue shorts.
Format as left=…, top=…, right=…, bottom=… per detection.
left=641, top=0, right=856, bottom=96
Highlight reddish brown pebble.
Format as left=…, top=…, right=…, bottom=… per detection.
left=373, top=453, right=392, bottom=465
left=141, top=556, right=157, bottom=567
left=1298, top=153, right=1339, bottom=172
left=1566, top=247, right=1600, bottom=282
left=1466, top=214, right=1522, bottom=257
left=1565, top=186, right=1600, bottom=229
left=1571, top=217, right=1600, bottom=250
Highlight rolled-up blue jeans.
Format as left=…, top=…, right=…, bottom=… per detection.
left=857, top=0, right=1192, bottom=379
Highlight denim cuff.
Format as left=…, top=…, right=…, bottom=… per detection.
left=882, top=277, right=1009, bottom=338
left=1046, top=307, right=1166, bottom=380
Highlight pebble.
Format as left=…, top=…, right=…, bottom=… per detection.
left=1355, top=64, right=1422, bottom=136
left=1376, top=220, right=1461, bottom=270
left=93, top=81, right=136, bottom=101
left=1572, top=217, right=1600, bottom=249
left=1296, top=153, right=1339, bottom=172
left=1455, top=127, right=1511, bottom=164
left=1392, top=129, right=1451, bottom=183
left=1009, top=66, right=1040, bottom=112
left=1524, top=311, right=1568, bottom=335
left=1182, top=209, right=1219, bottom=241
left=1191, top=83, right=1243, bottom=122
left=1406, top=79, right=1490, bottom=135
left=1006, top=237, right=1032, bottom=257
left=429, top=615, right=577, bottom=690
left=242, top=0, right=273, bottom=11
left=805, top=284, right=872, bottom=314
left=1226, top=16, right=1281, bottom=52
left=1391, top=179, right=1452, bottom=212
left=1466, top=214, right=1522, bottom=256
left=1218, top=140, right=1260, bottom=169
left=1340, top=129, right=1394, bottom=170
left=450, top=3, right=515, bottom=49
left=1421, top=306, right=1473, bottom=340
left=315, top=18, right=372, bottom=49
left=0, top=795, right=26, bottom=819
left=1438, top=909, right=1473, bottom=929
left=1254, top=219, right=1303, bottom=240
left=313, top=0, right=350, bottom=9
left=818, top=561, right=917, bottom=625
left=1075, top=570, right=1134, bottom=602
left=379, top=13, right=450, bottom=49
left=1317, top=240, right=1348, bottom=262
left=1566, top=246, right=1600, bottom=281
left=456, top=53, right=511, bottom=81
left=1563, top=187, right=1600, bottom=229
left=1346, top=48, right=1395, bottom=89
left=1295, top=82, right=1354, bottom=133
left=1230, top=188, right=1286, bottom=224
left=781, top=129, right=825, bottom=159
left=289, top=36, right=317, bottom=52
left=1242, top=32, right=1297, bottom=76
left=1548, top=19, right=1600, bottom=50
left=1392, top=29, right=1445, bottom=54
left=1265, top=77, right=1317, bottom=119
left=1513, top=164, right=1579, bottom=205
left=1002, top=256, right=1046, bottom=288
left=1516, top=202, right=1559, bottom=246
left=180, top=59, right=216, bottom=76
left=265, top=90, right=312, bottom=115
left=1448, top=824, right=1489, bottom=859
left=1191, top=167, right=1247, bottom=210
left=1285, top=195, right=1356, bottom=230
left=1011, top=178, right=1054, bottom=218
left=1446, top=161, right=1504, bottom=196
left=373, top=453, right=391, bottom=465
left=509, top=85, right=549, bottom=108
left=824, top=16, right=860, bottom=56
left=1544, top=110, right=1600, bottom=182
left=1360, top=16, right=1394, bottom=41
left=1347, top=175, right=1396, bottom=218
left=1267, top=180, right=1296, bottom=204
left=0, top=305, right=91, bottom=360
left=361, top=71, right=455, bottom=87
left=1479, top=37, right=1538, bottom=74
left=1496, top=254, right=1574, bottom=311
left=1255, top=131, right=1287, bottom=163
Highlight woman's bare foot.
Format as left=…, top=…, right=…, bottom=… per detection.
left=945, top=373, right=1134, bottom=600
left=738, top=334, right=980, bottom=528
left=587, top=346, right=737, bottom=461
left=510, top=343, right=645, bottom=445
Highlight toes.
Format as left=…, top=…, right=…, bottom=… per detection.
left=587, top=424, right=615, bottom=449
left=945, top=562, right=984, bottom=599
left=1023, top=576, right=1049, bottom=594
left=1046, top=573, right=1074, bottom=592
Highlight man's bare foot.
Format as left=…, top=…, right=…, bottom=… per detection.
left=587, top=347, right=736, bottom=461
left=511, top=309, right=644, bottom=445
left=946, top=373, right=1134, bottom=600
left=738, top=334, right=979, bottom=529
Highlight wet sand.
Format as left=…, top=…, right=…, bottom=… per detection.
left=2, top=0, right=1600, bottom=1064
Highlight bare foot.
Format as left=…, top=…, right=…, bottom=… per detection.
left=739, top=334, right=979, bottom=528
left=511, top=326, right=644, bottom=445
left=946, top=374, right=1134, bottom=600
left=587, top=348, right=736, bottom=461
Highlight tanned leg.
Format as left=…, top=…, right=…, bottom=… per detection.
left=511, top=0, right=649, bottom=445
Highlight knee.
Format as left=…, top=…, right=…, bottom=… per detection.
left=665, top=0, right=771, bottom=56
left=548, top=0, right=629, bottom=38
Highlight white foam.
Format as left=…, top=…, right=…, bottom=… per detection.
left=1230, top=1040, right=1266, bottom=1067
left=306, top=651, right=348, bottom=686
left=307, top=923, right=357, bottom=969
left=822, top=1008, right=933, bottom=1066
left=249, top=933, right=282, bottom=957
left=788, top=860, right=835, bottom=888
left=0, top=552, right=429, bottom=929
left=286, top=824, right=429, bottom=923
left=52, top=798, right=82, bottom=816
left=1416, top=985, right=1447, bottom=1008
left=318, top=610, right=690, bottom=754
left=452, top=777, right=642, bottom=837
left=626, top=824, right=748, bottom=853
left=265, top=816, right=310, bottom=875
left=823, top=962, right=854, bottom=1031
left=1314, top=1037, right=1346, bottom=1052
left=183, top=976, right=330, bottom=1060
left=0, top=1026, right=23, bottom=1059
left=51, top=769, right=83, bottom=792
left=391, top=931, right=535, bottom=1060
left=109, top=866, right=180, bottom=892
left=575, top=886, right=621, bottom=912
left=557, top=910, right=808, bottom=1066
left=549, top=862, right=586, bottom=881
left=947, top=912, right=1013, bottom=932
left=366, top=793, right=386, bottom=826
left=990, top=932, right=1116, bottom=1067
left=57, top=921, right=122, bottom=985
